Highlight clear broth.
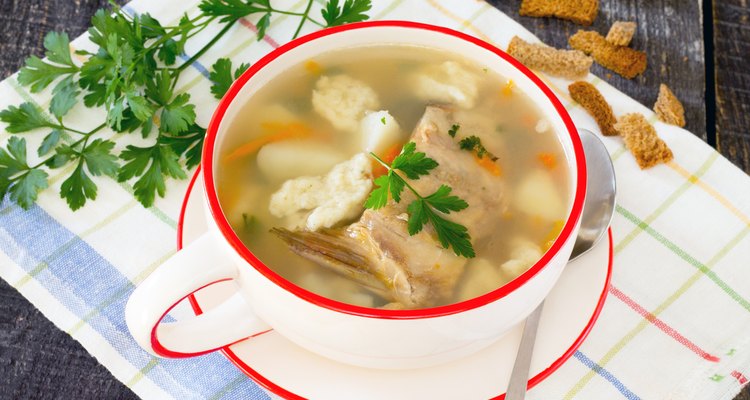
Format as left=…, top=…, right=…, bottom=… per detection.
left=216, top=45, right=570, bottom=308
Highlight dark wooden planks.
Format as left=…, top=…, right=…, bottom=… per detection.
left=0, top=279, right=138, bottom=399
left=488, top=0, right=707, bottom=142
left=714, top=0, right=750, bottom=172
left=0, top=0, right=111, bottom=77
left=0, top=3, right=135, bottom=399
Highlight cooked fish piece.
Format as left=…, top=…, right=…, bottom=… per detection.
left=273, top=106, right=508, bottom=308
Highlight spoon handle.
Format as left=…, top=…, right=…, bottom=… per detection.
left=505, top=301, right=545, bottom=400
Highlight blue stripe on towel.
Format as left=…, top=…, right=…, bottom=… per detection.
left=0, top=201, right=269, bottom=399
left=574, top=351, right=641, bottom=400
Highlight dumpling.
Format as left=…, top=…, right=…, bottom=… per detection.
left=412, top=61, right=480, bottom=108
left=360, top=110, right=403, bottom=155
left=312, top=74, right=380, bottom=132
left=269, top=153, right=373, bottom=231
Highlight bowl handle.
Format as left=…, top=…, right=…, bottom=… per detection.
left=125, top=231, right=270, bottom=358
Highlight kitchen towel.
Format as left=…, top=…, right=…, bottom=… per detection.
left=0, top=0, right=749, bottom=399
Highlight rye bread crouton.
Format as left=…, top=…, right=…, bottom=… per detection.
left=507, top=36, right=593, bottom=79
left=519, top=0, right=599, bottom=26
left=569, top=81, right=618, bottom=136
left=569, top=30, right=647, bottom=79
left=614, top=113, right=673, bottom=169
left=606, top=21, right=637, bottom=46
left=654, top=84, right=686, bottom=127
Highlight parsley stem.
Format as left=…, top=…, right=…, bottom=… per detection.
left=175, top=19, right=237, bottom=74
left=292, top=0, right=315, bottom=39
left=153, top=15, right=212, bottom=30
left=265, top=6, right=325, bottom=26
left=184, top=21, right=213, bottom=40
left=87, top=123, right=107, bottom=136
left=30, top=123, right=106, bottom=170
left=58, top=126, right=89, bottom=136
left=369, top=152, right=425, bottom=202
left=144, top=16, right=215, bottom=53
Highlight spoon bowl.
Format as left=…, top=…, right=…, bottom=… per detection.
left=570, top=130, right=618, bottom=260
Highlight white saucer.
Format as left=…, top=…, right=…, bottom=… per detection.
left=177, top=169, right=612, bottom=400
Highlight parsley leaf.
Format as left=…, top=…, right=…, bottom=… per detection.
left=0, top=137, right=49, bottom=209
left=209, top=58, right=251, bottom=100
left=126, top=92, right=155, bottom=122
left=79, top=53, right=115, bottom=107
left=139, top=13, right=167, bottom=38
left=38, top=130, right=63, bottom=156
left=405, top=199, right=428, bottom=235
left=144, top=70, right=173, bottom=106
left=159, top=123, right=206, bottom=169
left=423, top=184, right=468, bottom=214
left=235, top=63, right=251, bottom=79
left=106, top=98, right=126, bottom=131
left=241, top=213, right=261, bottom=235
left=208, top=58, right=234, bottom=99
left=459, top=135, right=498, bottom=161
left=43, top=31, right=75, bottom=67
left=199, top=0, right=266, bottom=23
left=82, top=139, right=119, bottom=177
left=405, top=197, right=474, bottom=258
left=256, top=12, right=271, bottom=40
left=160, top=93, right=196, bottom=134
left=448, top=124, right=459, bottom=138
left=0, top=103, right=54, bottom=133
left=18, top=56, right=78, bottom=93
left=57, top=139, right=118, bottom=210
left=458, top=135, right=480, bottom=152
left=321, top=0, right=372, bottom=27
left=118, top=144, right=187, bottom=207
left=157, top=39, right=180, bottom=66
left=425, top=208, right=474, bottom=258
left=11, top=169, right=49, bottom=210
left=60, top=163, right=98, bottom=210
left=365, top=143, right=474, bottom=258
left=0, top=137, right=29, bottom=174
left=49, top=76, right=80, bottom=120
left=391, top=142, right=438, bottom=179
left=17, top=32, right=78, bottom=93
left=364, top=175, right=391, bottom=209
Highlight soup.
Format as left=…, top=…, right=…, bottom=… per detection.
left=216, top=45, right=570, bottom=309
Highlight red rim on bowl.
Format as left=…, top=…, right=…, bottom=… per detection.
left=202, top=21, right=587, bottom=319
left=178, top=167, right=613, bottom=400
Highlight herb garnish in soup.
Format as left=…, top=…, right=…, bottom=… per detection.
left=217, top=45, right=570, bottom=310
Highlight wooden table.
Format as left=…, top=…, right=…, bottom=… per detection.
left=0, top=0, right=747, bottom=398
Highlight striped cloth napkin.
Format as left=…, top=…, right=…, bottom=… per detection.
left=1, top=0, right=749, bottom=399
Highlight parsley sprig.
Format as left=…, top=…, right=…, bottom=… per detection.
left=459, top=135, right=498, bottom=161
left=365, top=142, right=475, bottom=258
left=0, top=0, right=371, bottom=211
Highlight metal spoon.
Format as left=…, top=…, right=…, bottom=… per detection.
left=505, top=129, right=617, bottom=400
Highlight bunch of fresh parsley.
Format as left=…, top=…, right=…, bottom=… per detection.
left=365, top=142, right=475, bottom=258
left=0, top=0, right=371, bottom=211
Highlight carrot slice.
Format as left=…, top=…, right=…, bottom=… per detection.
left=537, top=152, right=557, bottom=169
left=223, top=122, right=311, bottom=163
left=372, top=144, right=403, bottom=178
left=304, top=60, right=322, bottom=75
left=502, top=79, right=515, bottom=97
left=521, top=113, right=538, bottom=129
left=475, top=154, right=502, bottom=176
left=543, top=220, right=566, bottom=251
